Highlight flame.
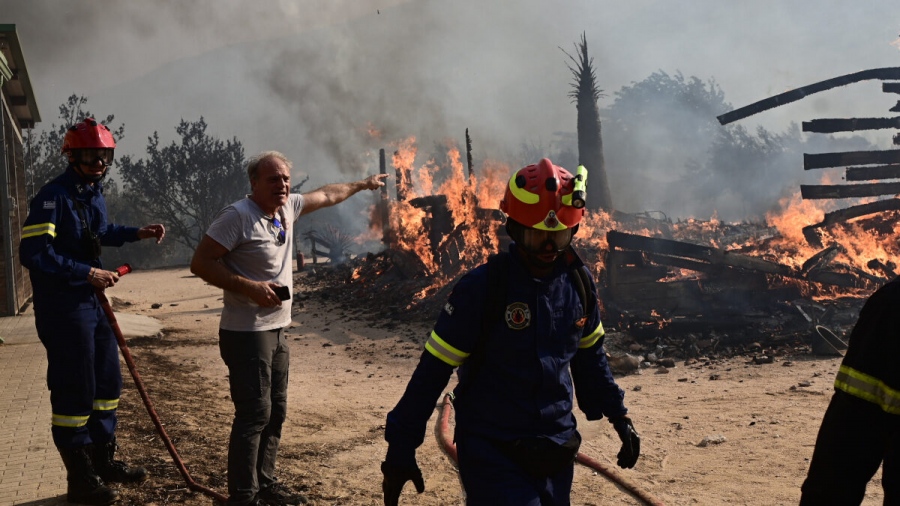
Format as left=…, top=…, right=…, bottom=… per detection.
left=352, top=128, right=899, bottom=310
left=366, top=122, right=383, bottom=140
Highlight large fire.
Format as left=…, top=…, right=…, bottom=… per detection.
left=356, top=136, right=897, bottom=307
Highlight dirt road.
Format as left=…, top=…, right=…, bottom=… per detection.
left=106, top=266, right=884, bottom=505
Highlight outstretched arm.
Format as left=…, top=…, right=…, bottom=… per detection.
left=300, top=173, right=387, bottom=216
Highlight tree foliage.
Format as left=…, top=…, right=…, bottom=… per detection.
left=24, top=94, right=124, bottom=196
left=600, top=70, right=876, bottom=221
left=118, top=117, right=247, bottom=250
left=563, top=33, right=612, bottom=210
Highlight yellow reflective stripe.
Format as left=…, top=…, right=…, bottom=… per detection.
left=508, top=177, right=539, bottom=204
left=425, top=331, right=469, bottom=367
left=561, top=193, right=573, bottom=206
left=834, top=365, right=900, bottom=415
left=579, top=322, right=605, bottom=349
left=52, top=414, right=89, bottom=428
left=93, top=398, right=119, bottom=411
left=22, top=223, right=56, bottom=239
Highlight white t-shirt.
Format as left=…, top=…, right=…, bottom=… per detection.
left=206, top=194, right=304, bottom=331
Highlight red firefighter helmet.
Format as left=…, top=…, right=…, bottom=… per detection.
left=500, top=158, right=584, bottom=231
left=61, top=118, right=116, bottom=153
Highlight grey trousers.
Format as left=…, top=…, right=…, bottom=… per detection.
left=219, top=328, right=290, bottom=505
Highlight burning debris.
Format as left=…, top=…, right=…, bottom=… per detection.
left=719, top=66, right=900, bottom=250
left=297, top=66, right=900, bottom=365
left=292, top=136, right=885, bottom=367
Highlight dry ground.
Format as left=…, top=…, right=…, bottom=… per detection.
left=105, top=265, right=885, bottom=506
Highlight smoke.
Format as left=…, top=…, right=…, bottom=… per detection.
left=5, top=0, right=900, bottom=232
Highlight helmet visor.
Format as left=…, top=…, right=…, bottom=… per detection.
left=75, top=148, right=114, bottom=165
left=519, top=227, right=574, bottom=252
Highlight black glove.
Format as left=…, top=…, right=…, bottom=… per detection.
left=381, top=461, right=425, bottom=506
left=611, top=416, right=641, bottom=469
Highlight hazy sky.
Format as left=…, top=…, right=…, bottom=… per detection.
left=4, top=0, right=900, bottom=222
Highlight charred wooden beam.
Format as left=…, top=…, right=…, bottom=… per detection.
left=607, top=230, right=794, bottom=276
left=800, top=245, right=840, bottom=275
left=800, top=182, right=900, bottom=199
left=466, top=128, right=474, bottom=180
left=379, top=148, right=392, bottom=247
left=802, top=117, right=900, bottom=133
left=804, top=270, right=865, bottom=289
left=718, top=67, right=900, bottom=125
left=409, top=194, right=448, bottom=209
left=606, top=250, right=670, bottom=284
left=804, top=149, right=900, bottom=170
left=642, top=252, right=724, bottom=276
left=884, top=82, right=900, bottom=94
left=820, top=198, right=900, bottom=226
left=308, top=237, right=318, bottom=264
left=867, top=258, right=897, bottom=279
left=845, top=164, right=900, bottom=181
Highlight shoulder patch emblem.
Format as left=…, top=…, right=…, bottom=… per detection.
left=443, top=302, right=454, bottom=316
left=505, top=302, right=531, bottom=330
left=43, top=201, right=56, bottom=210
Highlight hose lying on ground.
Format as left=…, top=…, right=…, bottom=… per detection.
left=435, top=393, right=666, bottom=506
left=96, top=268, right=228, bottom=504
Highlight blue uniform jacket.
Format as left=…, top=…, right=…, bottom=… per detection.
left=385, top=245, right=627, bottom=466
left=19, top=167, right=140, bottom=310
left=834, top=276, right=900, bottom=415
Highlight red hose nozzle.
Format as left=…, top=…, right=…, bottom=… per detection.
left=116, top=264, right=132, bottom=276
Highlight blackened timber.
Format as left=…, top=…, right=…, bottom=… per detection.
left=846, top=164, right=900, bottom=181
left=820, top=198, right=900, bottom=225
left=884, top=82, right=900, bottom=94
left=800, top=182, right=900, bottom=199
left=802, top=117, right=900, bottom=133
left=717, top=67, right=900, bottom=125
left=804, top=149, right=900, bottom=170
left=642, top=252, right=722, bottom=276
left=867, top=258, right=897, bottom=279
left=606, top=230, right=794, bottom=276
left=800, top=246, right=840, bottom=276
left=466, top=128, right=474, bottom=180
left=378, top=149, right=391, bottom=246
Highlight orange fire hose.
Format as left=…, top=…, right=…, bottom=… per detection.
left=97, top=265, right=227, bottom=504
left=436, top=393, right=666, bottom=506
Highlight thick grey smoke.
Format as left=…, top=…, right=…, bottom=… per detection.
left=4, top=0, right=900, bottom=229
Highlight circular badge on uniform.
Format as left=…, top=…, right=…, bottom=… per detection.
left=505, top=302, right=531, bottom=330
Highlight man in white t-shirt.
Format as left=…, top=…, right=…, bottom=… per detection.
left=190, top=151, right=386, bottom=506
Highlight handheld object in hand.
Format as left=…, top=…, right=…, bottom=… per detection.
left=273, top=285, right=291, bottom=301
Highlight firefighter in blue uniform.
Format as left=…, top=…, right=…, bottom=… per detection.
left=800, top=277, right=900, bottom=505
left=381, top=158, right=640, bottom=505
left=19, top=118, right=166, bottom=505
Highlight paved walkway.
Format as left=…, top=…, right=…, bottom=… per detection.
left=0, top=305, right=162, bottom=506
